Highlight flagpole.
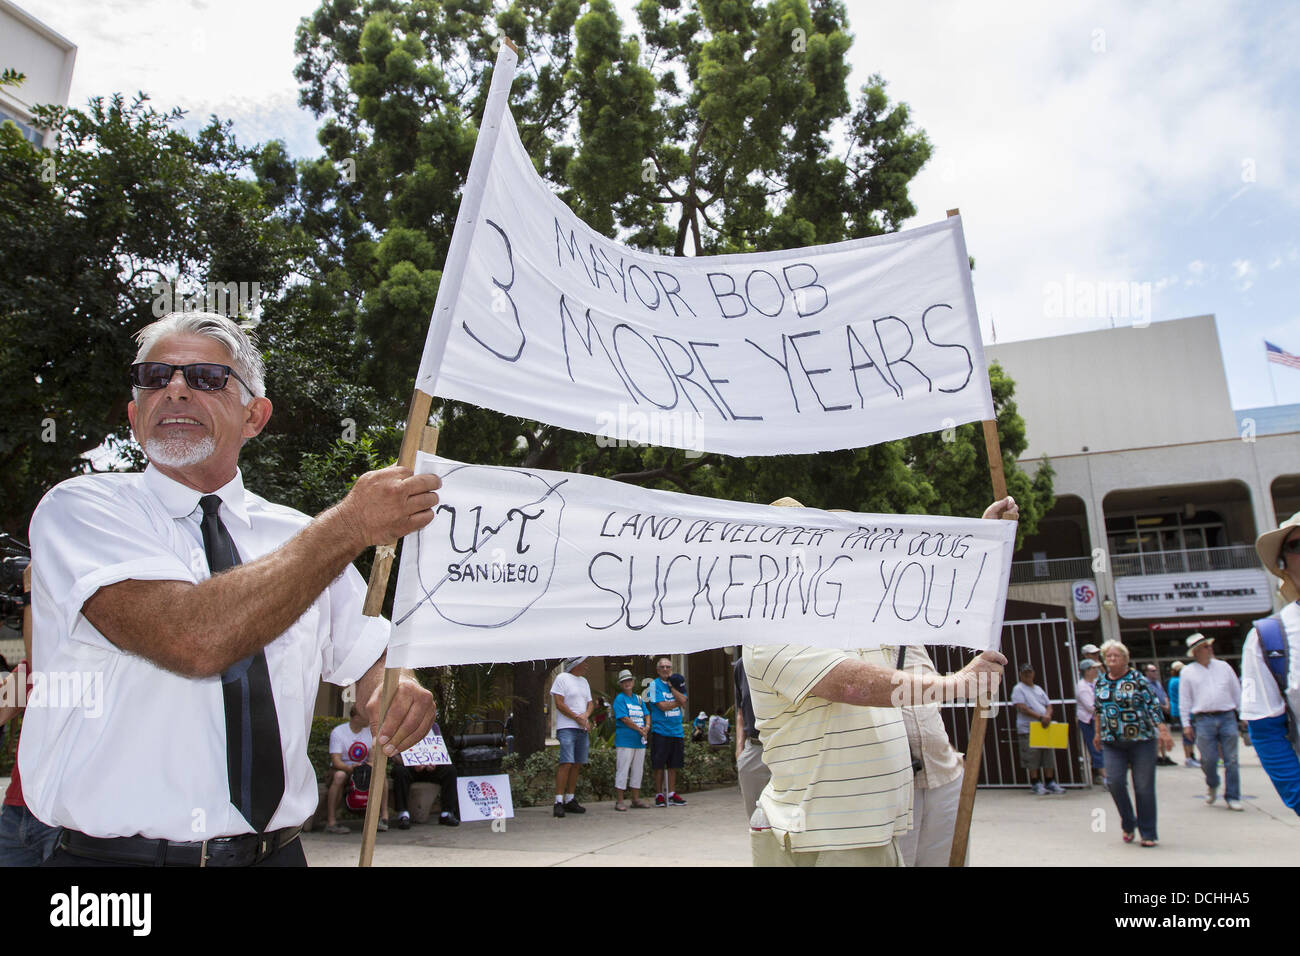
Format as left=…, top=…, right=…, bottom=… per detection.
left=1268, top=341, right=1279, bottom=406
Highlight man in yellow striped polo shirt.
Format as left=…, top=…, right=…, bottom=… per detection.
left=743, top=496, right=1012, bottom=867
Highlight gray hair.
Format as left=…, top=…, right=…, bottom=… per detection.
left=1099, top=639, right=1130, bottom=665
left=133, top=312, right=266, bottom=401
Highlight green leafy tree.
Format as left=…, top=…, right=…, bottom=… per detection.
left=291, top=0, right=1053, bottom=757
left=0, top=95, right=308, bottom=532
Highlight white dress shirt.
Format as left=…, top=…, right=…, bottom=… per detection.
left=21, top=465, right=388, bottom=840
left=1241, top=602, right=1300, bottom=723
left=1178, top=656, right=1242, bottom=717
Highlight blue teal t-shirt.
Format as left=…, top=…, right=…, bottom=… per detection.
left=612, top=692, right=649, bottom=748
left=649, top=679, right=684, bottom=738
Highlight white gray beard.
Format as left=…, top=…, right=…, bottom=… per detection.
left=145, top=435, right=216, bottom=468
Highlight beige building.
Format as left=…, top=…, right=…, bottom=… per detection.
left=0, top=0, right=77, bottom=147
left=988, top=314, right=1300, bottom=675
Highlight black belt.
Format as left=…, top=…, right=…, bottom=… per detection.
left=1194, top=710, right=1236, bottom=717
left=59, top=826, right=302, bottom=867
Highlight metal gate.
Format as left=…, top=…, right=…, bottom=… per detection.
left=930, top=617, right=1091, bottom=789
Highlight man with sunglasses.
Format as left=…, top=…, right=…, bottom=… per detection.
left=21, top=312, right=440, bottom=866
left=1240, top=514, right=1300, bottom=816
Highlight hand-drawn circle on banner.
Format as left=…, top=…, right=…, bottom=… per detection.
left=416, top=463, right=565, bottom=628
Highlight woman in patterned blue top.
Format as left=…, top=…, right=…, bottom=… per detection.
left=1095, top=640, right=1174, bottom=847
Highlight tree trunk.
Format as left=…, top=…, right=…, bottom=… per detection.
left=510, top=659, right=561, bottom=758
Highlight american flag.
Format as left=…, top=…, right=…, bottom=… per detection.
left=1265, top=341, right=1300, bottom=370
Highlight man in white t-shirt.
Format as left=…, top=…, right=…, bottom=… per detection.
left=707, top=709, right=729, bottom=746
left=551, top=657, right=594, bottom=818
left=324, top=706, right=380, bottom=834
left=23, top=313, right=437, bottom=866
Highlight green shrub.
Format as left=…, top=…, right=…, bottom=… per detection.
left=308, top=715, right=338, bottom=783
left=503, top=736, right=737, bottom=807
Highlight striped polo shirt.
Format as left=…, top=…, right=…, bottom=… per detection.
left=743, top=644, right=913, bottom=852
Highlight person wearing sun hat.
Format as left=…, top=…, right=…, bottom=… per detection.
left=612, top=668, right=651, bottom=810
left=1178, top=632, right=1243, bottom=810
left=1239, top=513, right=1300, bottom=816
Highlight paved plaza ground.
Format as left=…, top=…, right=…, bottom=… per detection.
left=294, top=744, right=1298, bottom=866
left=5, top=746, right=1290, bottom=867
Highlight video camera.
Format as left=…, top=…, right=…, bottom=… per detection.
left=0, top=535, right=31, bottom=630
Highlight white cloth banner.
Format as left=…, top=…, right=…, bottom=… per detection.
left=414, top=48, right=994, bottom=457
left=388, top=454, right=1016, bottom=667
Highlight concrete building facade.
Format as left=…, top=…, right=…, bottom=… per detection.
left=988, top=315, right=1300, bottom=675
left=0, top=0, right=77, bottom=148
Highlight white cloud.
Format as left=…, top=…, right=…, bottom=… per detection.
left=1232, top=258, right=1257, bottom=291
left=845, top=0, right=1299, bottom=341
left=19, top=0, right=322, bottom=151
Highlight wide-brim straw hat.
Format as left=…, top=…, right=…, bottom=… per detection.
left=769, top=497, right=804, bottom=508
left=1256, top=512, right=1300, bottom=603
left=1185, top=633, right=1214, bottom=656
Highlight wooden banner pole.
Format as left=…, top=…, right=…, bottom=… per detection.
left=944, top=208, right=1017, bottom=867
left=357, top=392, right=437, bottom=868
left=355, top=36, right=522, bottom=868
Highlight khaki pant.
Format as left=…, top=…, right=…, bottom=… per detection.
left=737, top=740, right=771, bottom=824
left=751, top=828, right=901, bottom=867
left=896, top=773, right=966, bottom=867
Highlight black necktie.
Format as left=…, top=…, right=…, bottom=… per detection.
left=199, top=494, right=285, bottom=833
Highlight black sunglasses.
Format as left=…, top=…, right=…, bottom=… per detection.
left=130, top=362, right=253, bottom=395
left=1282, top=539, right=1300, bottom=556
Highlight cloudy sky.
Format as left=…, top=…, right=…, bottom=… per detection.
left=20, top=0, right=1300, bottom=409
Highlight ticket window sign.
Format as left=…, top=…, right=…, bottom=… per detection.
left=1072, top=580, right=1100, bottom=622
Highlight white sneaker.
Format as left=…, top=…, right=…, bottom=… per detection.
left=1031, top=782, right=1046, bottom=796
left=1045, top=780, right=1066, bottom=795
left=1225, top=799, right=1244, bottom=811
left=1205, top=787, right=1217, bottom=806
